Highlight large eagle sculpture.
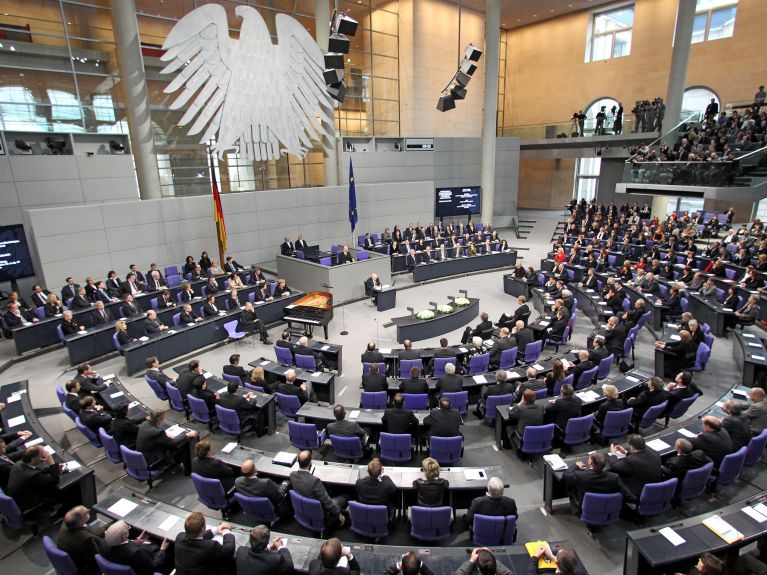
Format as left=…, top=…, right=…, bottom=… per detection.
left=160, top=4, right=334, bottom=161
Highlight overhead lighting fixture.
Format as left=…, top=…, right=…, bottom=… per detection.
left=436, top=42, right=482, bottom=112
left=323, top=9, right=358, bottom=104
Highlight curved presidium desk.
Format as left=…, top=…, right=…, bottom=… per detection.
left=390, top=298, right=479, bottom=344
left=413, top=251, right=517, bottom=282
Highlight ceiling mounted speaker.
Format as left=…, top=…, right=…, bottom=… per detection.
left=450, top=85, right=467, bottom=100
left=464, top=43, right=483, bottom=62
left=324, top=53, right=345, bottom=70
left=329, top=33, right=350, bottom=54
left=335, top=14, right=358, bottom=36
left=437, top=94, right=456, bottom=112
left=459, top=58, right=478, bottom=76
left=323, top=68, right=344, bottom=85
left=328, top=81, right=347, bottom=103
left=455, top=71, right=472, bottom=87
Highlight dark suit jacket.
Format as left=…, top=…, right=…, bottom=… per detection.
left=65, top=393, right=82, bottom=414
left=628, top=388, right=668, bottom=419
left=223, top=364, right=249, bottom=380
left=192, top=456, right=234, bottom=490
left=568, top=360, right=594, bottom=385
left=290, top=469, right=340, bottom=516
left=663, top=449, right=712, bottom=480
left=488, top=336, right=515, bottom=366
left=400, top=378, right=428, bottom=394
left=398, top=348, right=421, bottom=360
left=327, top=419, right=365, bottom=441
left=57, top=523, right=103, bottom=573
left=338, top=251, right=354, bottom=264
left=436, top=374, right=463, bottom=394
left=423, top=408, right=462, bottom=437
left=470, top=320, right=494, bottom=339
left=147, top=368, right=172, bottom=385
left=235, top=546, right=293, bottom=575
left=608, top=448, right=662, bottom=497
left=136, top=421, right=187, bottom=464
left=174, top=531, right=235, bottom=575
left=308, top=556, right=361, bottom=575
left=276, top=382, right=308, bottom=404
left=595, top=398, right=625, bottom=424
left=361, top=350, right=384, bottom=364
left=356, top=474, right=397, bottom=510
left=202, top=302, right=220, bottom=317
left=235, top=475, right=283, bottom=507
left=722, top=414, right=752, bottom=450
left=144, top=318, right=164, bottom=334
left=466, top=495, right=517, bottom=524
left=175, top=370, right=199, bottom=399
left=545, top=396, right=583, bottom=429
left=361, top=373, right=388, bottom=393
left=99, top=539, right=166, bottom=575
left=111, top=416, right=140, bottom=448
left=382, top=407, right=418, bottom=435
left=218, top=392, right=257, bottom=420
left=80, top=408, right=112, bottom=433
left=690, top=429, right=733, bottom=466
left=61, top=284, right=79, bottom=302
left=180, top=311, right=200, bottom=324
left=91, top=308, right=113, bottom=325
left=507, top=402, right=544, bottom=434
left=364, top=277, right=381, bottom=297
left=122, top=301, right=143, bottom=317
left=562, top=467, right=634, bottom=504
left=603, top=325, right=626, bottom=355
left=514, top=328, right=534, bottom=353
left=7, top=460, right=60, bottom=510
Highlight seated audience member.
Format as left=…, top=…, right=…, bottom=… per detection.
left=121, top=294, right=143, bottom=317
left=57, top=505, right=105, bottom=575
left=223, top=353, right=251, bottom=382
left=514, top=367, right=546, bottom=403
left=424, top=397, right=463, bottom=438
left=290, top=450, right=347, bottom=529
left=563, top=451, right=634, bottom=515
left=545, top=384, right=583, bottom=431
left=398, top=339, right=420, bottom=360
left=435, top=362, right=463, bottom=396
left=455, top=547, right=512, bottom=575
left=146, top=356, right=175, bottom=385
left=174, top=512, right=235, bottom=575
left=745, top=387, right=767, bottom=434
left=512, top=320, right=534, bottom=353
left=218, top=380, right=259, bottom=425
left=44, top=293, right=64, bottom=317
left=664, top=370, right=700, bottom=414
left=626, top=376, right=667, bottom=423
left=274, top=278, right=291, bottom=296
left=400, top=366, right=428, bottom=394
left=475, top=370, right=517, bottom=417
left=75, top=363, right=107, bottom=395
left=382, top=393, right=419, bottom=435
left=111, top=403, right=140, bottom=448
left=64, top=379, right=84, bottom=412
left=277, top=369, right=312, bottom=404
left=176, top=361, right=204, bottom=400
left=383, top=550, right=433, bottom=575
left=362, top=362, right=388, bottom=393
left=60, top=310, right=82, bottom=335
left=201, top=294, right=221, bottom=317
left=464, top=476, right=517, bottom=529
left=488, top=328, right=515, bottom=370
left=654, top=330, right=694, bottom=378
left=8, top=445, right=60, bottom=511
left=364, top=273, right=382, bottom=303
left=543, top=359, right=567, bottom=396
left=100, top=520, right=170, bottom=575
left=361, top=342, right=385, bottom=364
left=308, top=537, right=360, bottom=575
left=91, top=300, right=113, bottom=325
left=595, top=384, right=625, bottom=424
left=136, top=409, right=197, bottom=473
left=690, top=416, right=733, bottom=467
left=177, top=303, right=200, bottom=325
left=507, top=389, right=544, bottom=443
left=413, top=457, right=449, bottom=507
left=192, top=440, right=234, bottom=491
left=529, top=546, right=579, bottom=575
left=250, top=366, right=274, bottom=393
left=662, top=438, right=712, bottom=480
left=236, top=459, right=289, bottom=510
left=461, top=312, right=492, bottom=344
left=355, top=458, right=397, bottom=518
left=234, top=525, right=293, bottom=575
left=114, top=320, right=134, bottom=347
left=566, top=350, right=594, bottom=384
left=607, top=434, right=663, bottom=498
left=254, top=282, right=273, bottom=302
left=327, top=405, right=367, bottom=445
left=70, top=287, right=91, bottom=311
left=79, top=395, right=112, bottom=434
left=144, top=309, right=168, bottom=334
left=239, top=302, right=271, bottom=343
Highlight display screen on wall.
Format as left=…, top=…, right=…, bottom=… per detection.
left=435, top=186, right=481, bottom=218
left=0, top=225, right=35, bottom=282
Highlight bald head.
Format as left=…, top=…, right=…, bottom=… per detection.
left=241, top=459, right=256, bottom=477
left=63, top=506, right=89, bottom=530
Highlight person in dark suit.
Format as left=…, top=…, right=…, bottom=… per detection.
left=566, top=350, right=594, bottom=387
left=44, top=293, right=65, bottom=317
left=487, top=328, right=515, bottom=370
left=100, top=520, right=169, bottom=575
left=563, top=451, right=635, bottom=515
left=506, top=389, right=545, bottom=442
left=69, top=287, right=91, bottom=311
left=201, top=295, right=220, bottom=317
left=144, top=309, right=168, bottom=334
left=224, top=256, right=244, bottom=273
left=545, top=384, right=583, bottom=430
left=308, top=538, right=360, bottom=575
left=719, top=400, right=751, bottom=451
left=56, top=505, right=105, bottom=575
left=146, top=356, right=175, bottom=386
left=382, top=393, right=419, bottom=435
left=355, top=458, right=397, bottom=517
left=192, top=440, right=234, bottom=491
left=511, top=296, right=531, bottom=326
left=90, top=301, right=113, bottom=326
left=121, top=294, right=143, bottom=317
left=464, top=476, right=517, bottom=529
left=690, top=416, right=733, bottom=467
left=364, top=273, right=382, bottom=303
left=223, top=353, right=251, bottom=382
left=461, top=312, right=493, bottom=344
left=59, top=310, right=83, bottom=335
left=146, top=271, right=167, bottom=292
left=435, top=362, right=463, bottom=396
left=64, top=379, right=84, bottom=413
left=513, top=367, right=546, bottom=403
left=432, top=338, right=457, bottom=360
left=276, top=370, right=311, bottom=405
left=191, top=377, right=219, bottom=415
left=594, top=384, right=625, bottom=425
left=512, top=320, right=534, bottom=354
left=607, top=434, right=663, bottom=498
left=399, top=366, right=428, bottom=394
left=217, top=381, right=259, bottom=424
left=475, top=370, right=517, bottom=418
left=61, top=277, right=79, bottom=303
left=280, top=236, right=295, bottom=256
left=158, top=289, right=176, bottom=309
left=398, top=340, right=421, bottom=360
left=79, top=396, right=112, bottom=434
left=238, top=302, right=271, bottom=343
left=179, top=303, right=203, bottom=325
left=627, top=377, right=668, bottom=424
left=236, top=459, right=289, bottom=510
left=0, top=436, right=27, bottom=492
left=327, top=405, right=367, bottom=444
left=294, top=335, right=324, bottom=369
left=235, top=525, right=293, bottom=575
left=663, top=370, right=700, bottom=415
left=361, top=362, right=388, bottom=393
left=275, top=330, right=294, bottom=358
left=122, top=272, right=144, bottom=296
left=136, top=410, right=197, bottom=473
left=174, top=512, right=235, bottom=575
left=111, top=403, right=139, bottom=449
left=7, top=445, right=60, bottom=511
left=30, top=284, right=50, bottom=308
left=128, top=264, right=146, bottom=286
left=106, top=272, right=122, bottom=298
left=3, top=302, right=37, bottom=331
left=662, top=438, right=712, bottom=480
left=603, top=316, right=626, bottom=356
left=423, top=397, right=463, bottom=438
left=290, top=450, right=347, bottom=529
left=75, top=363, right=107, bottom=396
left=361, top=342, right=385, bottom=364
left=338, top=245, right=354, bottom=264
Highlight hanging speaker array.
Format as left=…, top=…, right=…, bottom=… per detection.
left=324, top=10, right=358, bottom=103
left=437, top=43, right=483, bottom=112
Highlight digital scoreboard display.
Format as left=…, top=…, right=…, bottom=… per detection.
left=0, top=225, right=35, bottom=282
left=435, top=186, right=481, bottom=218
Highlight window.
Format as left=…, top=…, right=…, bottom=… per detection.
left=573, top=157, right=601, bottom=202
left=584, top=97, right=620, bottom=136
left=692, top=0, right=737, bottom=44
left=92, top=94, right=116, bottom=122
left=0, top=86, right=46, bottom=130
left=47, top=89, right=81, bottom=121
left=587, top=6, right=634, bottom=62
left=682, top=87, right=719, bottom=120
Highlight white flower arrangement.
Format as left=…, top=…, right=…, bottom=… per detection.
left=436, top=304, right=453, bottom=314
left=416, top=310, right=435, bottom=320
left=454, top=297, right=470, bottom=307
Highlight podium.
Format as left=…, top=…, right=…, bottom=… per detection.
left=376, top=287, right=396, bottom=311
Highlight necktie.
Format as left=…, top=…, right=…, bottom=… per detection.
left=101, top=311, right=106, bottom=319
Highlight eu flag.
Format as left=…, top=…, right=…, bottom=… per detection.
left=348, top=159, right=358, bottom=233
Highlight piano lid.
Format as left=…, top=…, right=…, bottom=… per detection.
left=291, top=291, right=333, bottom=309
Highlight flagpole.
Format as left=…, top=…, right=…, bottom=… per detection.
left=208, top=147, right=227, bottom=266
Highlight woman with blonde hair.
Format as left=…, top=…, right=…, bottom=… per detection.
left=595, top=384, right=625, bottom=424
left=114, top=320, right=134, bottom=347
left=274, top=278, right=291, bottom=296
left=250, top=366, right=271, bottom=392
left=44, top=293, right=64, bottom=317
left=412, top=457, right=449, bottom=507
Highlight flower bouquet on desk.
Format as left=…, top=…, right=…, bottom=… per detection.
left=436, top=304, right=453, bottom=315
left=416, top=310, right=435, bottom=320
left=454, top=297, right=470, bottom=307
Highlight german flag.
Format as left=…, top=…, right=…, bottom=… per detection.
left=209, top=154, right=227, bottom=256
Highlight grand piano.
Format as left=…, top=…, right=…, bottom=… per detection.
left=283, top=291, right=333, bottom=339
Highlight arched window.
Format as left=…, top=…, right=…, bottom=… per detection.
left=583, top=97, right=621, bottom=135
left=682, top=87, right=719, bottom=120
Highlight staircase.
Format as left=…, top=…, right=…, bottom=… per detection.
left=733, top=166, right=767, bottom=187
left=517, top=218, right=534, bottom=240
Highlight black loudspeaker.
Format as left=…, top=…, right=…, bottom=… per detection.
left=455, top=71, right=472, bottom=87
left=324, top=53, right=345, bottom=70
left=464, top=43, right=483, bottom=62
left=336, top=14, right=358, bottom=36
left=328, top=82, right=347, bottom=103
left=460, top=58, right=478, bottom=76
left=329, top=33, right=350, bottom=54
left=436, top=94, right=456, bottom=112
left=450, top=85, right=467, bottom=100
left=323, top=68, right=344, bottom=85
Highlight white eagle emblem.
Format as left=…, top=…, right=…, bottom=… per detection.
left=160, top=4, right=334, bottom=161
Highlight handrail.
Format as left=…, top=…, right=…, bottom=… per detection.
left=625, top=111, right=701, bottom=163
left=737, top=144, right=767, bottom=163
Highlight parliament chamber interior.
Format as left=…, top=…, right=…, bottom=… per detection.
left=1, top=0, right=767, bottom=574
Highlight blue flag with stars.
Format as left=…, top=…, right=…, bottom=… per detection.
left=348, top=158, right=358, bottom=233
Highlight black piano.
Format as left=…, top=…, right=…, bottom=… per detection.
left=283, top=291, right=333, bottom=339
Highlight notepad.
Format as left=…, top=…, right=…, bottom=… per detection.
left=463, top=469, right=485, bottom=481
left=560, top=359, right=571, bottom=370
left=666, top=323, right=679, bottom=329
left=254, top=300, right=266, bottom=305
left=348, top=410, right=360, bottom=420
left=128, top=401, right=139, bottom=409
left=272, top=451, right=297, bottom=467
left=139, top=336, right=149, bottom=341
left=110, top=391, right=124, bottom=398
left=165, top=424, right=185, bottom=438
left=533, top=364, right=545, bottom=371
left=539, top=321, right=550, bottom=327
left=507, top=371, right=522, bottom=379
left=749, top=343, right=761, bottom=348
left=7, top=415, right=25, bottom=428
left=659, top=527, right=686, bottom=546
left=722, top=308, right=733, bottom=312
left=702, top=515, right=743, bottom=544
left=43, top=445, right=55, bottom=455
left=472, top=375, right=487, bottom=384
left=742, top=506, right=767, bottom=523
left=524, top=542, right=557, bottom=570
left=221, top=442, right=238, bottom=454
left=380, top=348, right=391, bottom=354
left=543, top=454, right=568, bottom=471
left=669, top=335, right=681, bottom=341
left=24, top=437, right=43, bottom=448
left=62, top=461, right=81, bottom=472
left=743, top=333, right=756, bottom=338
left=754, top=503, right=767, bottom=516
left=6, top=394, right=20, bottom=403
left=321, top=345, right=330, bottom=351
left=108, top=498, right=138, bottom=517
left=158, top=515, right=180, bottom=531
left=203, top=371, right=213, bottom=379
left=625, top=376, right=640, bottom=383
left=259, top=360, right=270, bottom=366
left=646, top=438, right=671, bottom=451
left=753, top=355, right=766, bottom=361
left=576, top=390, right=600, bottom=402
left=459, top=347, right=468, bottom=353
left=312, top=371, right=322, bottom=377
left=678, top=428, right=696, bottom=438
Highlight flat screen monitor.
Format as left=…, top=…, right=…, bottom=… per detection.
left=0, top=224, right=35, bottom=282
left=435, top=186, right=481, bottom=218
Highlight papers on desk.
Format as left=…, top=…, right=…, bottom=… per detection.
left=221, top=442, right=237, bottom=454
left=543, top=454, right=568, bottom=471
left=158, top=515, right=180, bottom=531
left=218, top=311, right=227, bottom=316
left=108, top=498, right=139, bottom=518
left=560, top=358, right=571, bottom=370
left=254, top=300, right=266, bottom=305
left=646, top=438, right=671, bottom=452
left=586, top=289, right=595, bottom=293
left=546, top=300, right=555, bottom=305
left=7, top=415, right=25, bottom=428
left=669, top=335, right=681, bottom=341
left=539, top=321, right=550, bottom=327
left=259, top=360, right=270, bottom=366
left=533, top=364, right=545, bottom=371
left=659, top=527, right=686, bottom=546
left=285, top=304, right=295, bottom=309
left=321, top=345, right=330, bottom=351
left=754, top=503, right=767, bottom=517
left=6, top=394, right=20, bottom=404
left=62, top=461, right=81, bottom=472
left=598, top=301, right=607, bottom=305
left=472, top=375, right=487, bottom=384
left=702, top=515, right=743, bottom=544
left=110, top=391, right=125, bottom=399
left=24, top=437, right=43, bottom=448
left=167, top=330, right=177, bottom=335
left=77, top=330, right=87, bottom=334
left=382, top=284, right=391, bottom=289
left=348, top=410, right=360, bottom=421
left=139, top=336, right=149, bottom=342
left=463, top=469, right=485, bottom=481
left=722, top=308, right=734, bottom=312
left=575, top=390, right=600, bottom=402
left=667, top=324, right=679, bottom=329
left=203, top=371, right=213, bottom=379
left=742, top=506, right=767, bottom=523
left=165, top=424, right=185, bottom=438
left=187, top=323, right=196, bottom=327
left=459, top=347, right=468, bottom=353
left=753, top=355, right=766, bottom=361
left=43, top=445, right=55, bottom=456
left=743, top=333, right=756, bottom=339
left=312, top=371, right=322, bottom=377
left=272, top=451, right=297, bottom=467
left=678, top=428, right=696, bottom=438
left=749, top=343, right=762, bottom=348
left=128, top=401, right=140, bottom=409
left=507, top=370, right=522, bottom=380
left=380, top=348, right=391, bottom=354
left=625, top=376, right=640, bottom=383
left=732, top=388, right=750, bottom=400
